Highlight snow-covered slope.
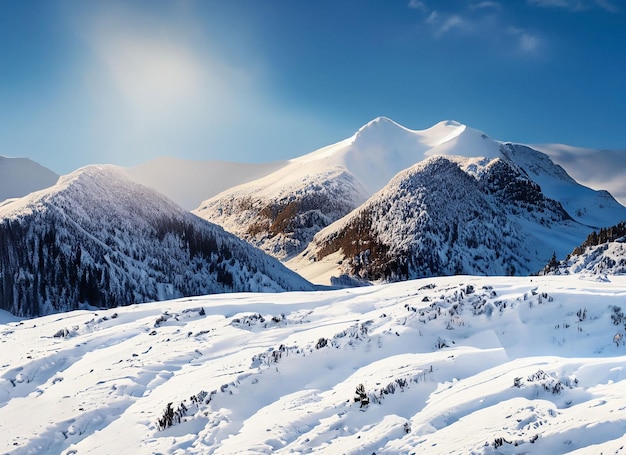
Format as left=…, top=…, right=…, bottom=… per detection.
left=2, top=275, right=626, bottom=454
left=0, top=165, right=312, bottom=317
left=290, top=155, right=591, bottom=285
left=195, top=118, right=626, bottom=264
left=500, top=143, right=625, bottom=229
left=0, top=155, right=58, bottom=202
left=121, top=157, right=287, bottom=210
left=532, top=143, right=626, bottom=207
left=545, top=221, right=626, bottom=276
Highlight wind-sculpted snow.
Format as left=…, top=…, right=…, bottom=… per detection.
left=2, top=275, right=626, bottom=454
left=0, top=165, right=312, bottom=317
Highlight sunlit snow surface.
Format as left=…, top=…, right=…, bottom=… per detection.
left=2, top=275, right=626, bottom=454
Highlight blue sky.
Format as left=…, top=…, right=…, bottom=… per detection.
left=1, top=0, right=625, bottom=173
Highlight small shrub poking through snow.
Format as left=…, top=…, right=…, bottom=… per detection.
left=354, top=384, right=369, bottom=408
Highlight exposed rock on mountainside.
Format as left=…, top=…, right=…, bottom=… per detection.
left=195, top=166, right=367, bottom=260
left=294, top=155, right=589, bottom=283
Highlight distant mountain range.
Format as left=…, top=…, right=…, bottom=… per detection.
left=1, top=118, right=624, bottom=316
left=0, top=156, right=58, bottom=202
left=532, top=143, right=626, bottom=210
left=120, top=157, right=287, bottom=210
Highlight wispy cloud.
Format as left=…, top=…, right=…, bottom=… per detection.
left=470, top=1, right=502, bottom=10
left=509, top=27, right=541, bottom=53
left=426, top=11, right=467, bottom=37
left=527, top=0, right=621, bottom=12
left=409, top=1, right=542, bottom=55
left=408, top=0, right=428, bottom=12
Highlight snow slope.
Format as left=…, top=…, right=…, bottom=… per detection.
left=547, top=221, right=626, bottom=277
left=0, top=155, right=58, bottom=203
left=0, top=165, right=312, bottom=317
left=500, top=144, right=625, bottom=230
left=532, top=143, right=626, bottom=207
left=2, top=275, right=626, bottom=454
left=121, top=157, right=287, bottom=210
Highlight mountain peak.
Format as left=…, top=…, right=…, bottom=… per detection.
left=437, top=119, right=464, bottom=128
left=352, top=116, right=411, bottom=144
left=58, top=164, right=122, bottom=186
left=0, top=164, right=313, bottom=317
left=358, top=116, right=399, bottom=129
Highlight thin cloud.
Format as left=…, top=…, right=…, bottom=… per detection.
left=527, top=0, right=621, bottom=12
left=508, top=27, right=542, bottom=53
left=440, top=15, right=465, bottom=34
left=426, top=11, right=467, bottom=37
left=412, top=2, right=542, bottom=55
left=519, top=33, right=541, bottom=52
left=595, top=0, right=621, bottom=12
left=470, top=1, right=502, bottom=10
left=408, top=0, right=428, bottom=12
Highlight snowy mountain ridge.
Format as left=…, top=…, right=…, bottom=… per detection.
left=0, top=165, right=312, bottom=317
left=195, top=118, right=626, bottom=269
left=289, top=154, right=591, bottom=284
left=532, top=143, right=626, bottom=206
left=2, top=274, right=626, bottom=454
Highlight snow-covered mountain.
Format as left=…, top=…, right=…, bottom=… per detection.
left=121, top=157, right=287, bottom=210
left=0, top=165, right=312, bottom=317
left=193, top=118, right=468, bottom=260
left=289, top=154, right=594, bottom=285
left=2, top=274, right=626, bottom=454
left=195, top=118, right=626, bottom=269
left=532, top=143, right=626, bottom=207
left=544, top=221, right=626, bottom=276
left=0, top=155, right=58, bottom=202
left=499, top=143, right=624, bottom=230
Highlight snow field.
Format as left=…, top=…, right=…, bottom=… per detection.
left=1, top=275, right=626, bottom=454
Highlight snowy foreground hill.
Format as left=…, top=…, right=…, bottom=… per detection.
left=2, top=275, right=626, bottom=454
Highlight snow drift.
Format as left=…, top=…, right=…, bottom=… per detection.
left=2, top=275, right=626, bottom=453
